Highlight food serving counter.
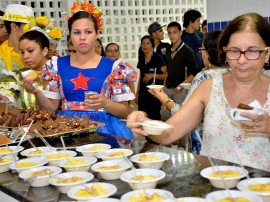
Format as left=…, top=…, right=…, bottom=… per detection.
left=0, top=132, right=269, bottom=202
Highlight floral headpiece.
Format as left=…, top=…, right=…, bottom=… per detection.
left=24, top=16, right=63, bottom=44
left=69, top=0, right=103, bottom=33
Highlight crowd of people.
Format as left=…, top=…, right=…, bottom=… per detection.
left=1, top=2, right=270, bottom=171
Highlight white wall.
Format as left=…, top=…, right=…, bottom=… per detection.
left=207, top=0, right=270, bottom=31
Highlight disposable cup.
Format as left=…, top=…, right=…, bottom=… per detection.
left=84, top=91, right=98, bottom=99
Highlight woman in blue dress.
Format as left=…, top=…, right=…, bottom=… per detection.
left=22, top=5, right=136, bottom=144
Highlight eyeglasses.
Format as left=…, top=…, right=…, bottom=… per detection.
left=95, top=45, right=102, bottom=49
left=224, top=47, right=269, bottom=60
left=106, top=49, right=119, bottom=53
left=198, top=47, right=206, bottom=53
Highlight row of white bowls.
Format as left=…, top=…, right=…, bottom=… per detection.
left=200, top=165, right=270, bottom=202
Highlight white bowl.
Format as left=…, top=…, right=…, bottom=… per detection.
left=87, top=199, right=120, bottom=202
left=96, top=148, right=133, bottom=161
left=58, top=156, right=97, bottom=172
left=44, top=150, right=77, bottom=166
left=0, top=146, right=24, bottom=156
left=67, top=182, right=117, bottom=200
left=200, top=165, right=248, bottom=189
left=130, top=152, right=170, bottom=169
left=49, top=171, right=94, bottom=194
left=76, top=143, right=111, bottom=157
left=19, top=166, right=62, bottom=187
left=120, top=168, right=166, bottom=190
left=91, top=159, right=132, bottom=180
left=0, top=155, right=18, bottom=173
left=147, top=85, right=164, bottom=91
left=237, top=177, right=270, bottom=202
left=20, top=147, right=56, bottom=158
left=140, top=120, right=173, bottom=136
left=121, top=189, right=175, bottom=202
left=180, top=83, right=191, bottom=89
left=206, top=190, right=263, bottom=202
left=9, top=157, right=48, bottom=173
left=175, top=197, right=206, bottom=202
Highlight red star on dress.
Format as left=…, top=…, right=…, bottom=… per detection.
left=70, top=72, right=91, bottom=90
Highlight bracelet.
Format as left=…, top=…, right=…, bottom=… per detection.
left=162, top=99, right=173, bottom=110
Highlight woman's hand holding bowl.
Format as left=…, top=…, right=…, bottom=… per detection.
left=126, top=111, right=149, bottom=136
left=238, top=111, right=270, bottom=135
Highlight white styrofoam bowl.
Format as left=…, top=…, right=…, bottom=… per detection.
left=96, top=148, right=133, bottom=161
left=175, top=197, right=206, bottom=202
left=91, top=159, right=132, bottom=180
left=206, top=190, right=262, bottom=202
left=9, top=157, right=48, bottom=173
left=44, top=150, right=77, bottom=166
left=237, top=177, right=270, bottom=202
left=0, top=146, right=24, bottom=156
left=58, top=156, right=97, bottom=172
left=49, top=171, right=94, bottom=194
left=200, top=165, right=248, bottom=188
left=19, top=166, right=62, bottom=187
left=120, top=168, right=166, bottom=190
left=147, top=85, right=164, bottom=91
left=140, top=120, right=173, bottom=136
left=121, top=189, right=175, bottom=202
left=0, top=155, right=18, bottom=173
left=20, top=147, right=56, bottom=158
left=130, top=152, right=170, bottom=169
left=76, top=143, right=111, bottom=157
left=67, top=182, right=117, bottom=200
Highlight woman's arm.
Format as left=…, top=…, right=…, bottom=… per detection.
left=127, top=79, right=212, bottom=144
left=22, top=78, right=60, bottom=111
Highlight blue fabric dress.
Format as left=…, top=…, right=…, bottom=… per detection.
left=42, top=56, right=136, bottom=144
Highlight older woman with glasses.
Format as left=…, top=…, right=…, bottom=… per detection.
left=126, top=13, right=270, bottom=171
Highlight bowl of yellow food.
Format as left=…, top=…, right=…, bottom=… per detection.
left=9, top=157, right=48, bottom=173
left=20, top=147, right=56, bottom=158
left=175, top=197, right=206, bottom=202
left=200, top=165, right=248, bottom=189
left=140, top=120, right=173, bottom=136
left=19, top=166, right=62, bottom=187
left=67, top=182, right=117, bottom=200
left=49, top=171, right=94, bottom=194
left=91, top=159, right=132, bottom=180
left=237, top=177, right=270, bottom=202
left=76, top=143, right=111, bottom=157
left=0, top=146, right=24, bottom=156
left=120, top=189, right=175, bottom=202
left=120, top=168, right=166, bottom=190
left=205, top=190, right=262, bottom=202
left=0, top=155, right=19, bottom=173
left=58, top=156, right=97, bottom=172
left=96, top=148, right=133, bottom=161
left=130, top=152, right=170, bottom=169
left=88, top=199, right=120, bottom=202
left=45, top=150, right=77, bottom=166
left=147, top=85, right=164, bottom=91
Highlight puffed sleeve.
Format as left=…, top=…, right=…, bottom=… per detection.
left=101, top=59, right=137, bottom=102
left=42, top=56, right=62, bottom=100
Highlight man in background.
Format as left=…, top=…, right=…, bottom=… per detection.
left=147, top=22, right=170, bottom=63
left=182, top=9, right=203, bottom=71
